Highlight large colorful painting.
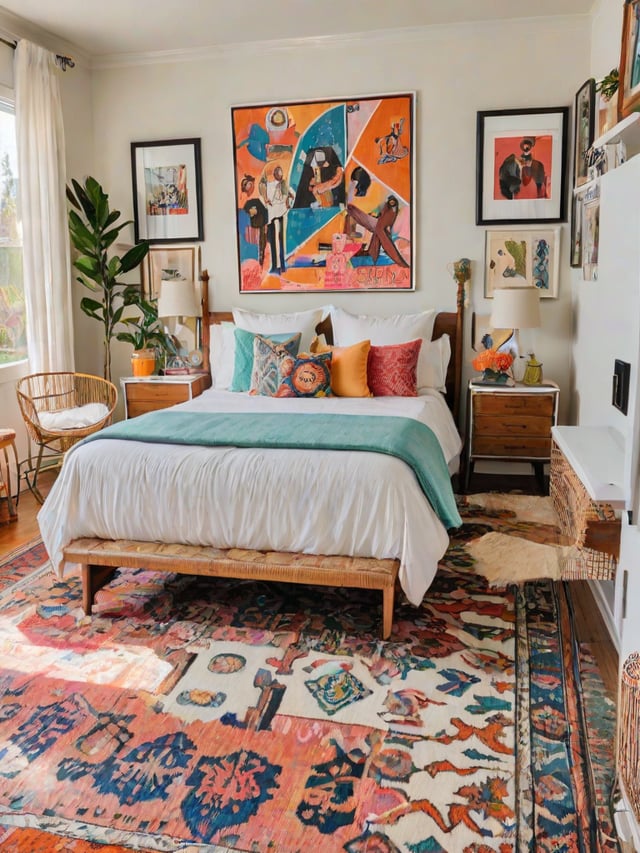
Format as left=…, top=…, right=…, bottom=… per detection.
left=231, top=94, right=414, bottom=293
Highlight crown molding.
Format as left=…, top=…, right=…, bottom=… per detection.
left=0, top=9, right=90, bottom=68
left=91, top=14, right=587, bottom=70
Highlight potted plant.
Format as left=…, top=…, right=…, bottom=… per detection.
left=596, top=68, right=620, bottom=135
left=116, top=298, right=178, bottom=376
left=67, top=176, right=149, bottom=381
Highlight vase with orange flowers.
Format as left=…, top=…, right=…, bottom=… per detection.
left=472, top=348, right=514, bottom=384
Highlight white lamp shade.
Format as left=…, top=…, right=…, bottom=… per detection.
left=157, top=280, right=201, bottom=318
left=490, top=287, right=541, bottom=329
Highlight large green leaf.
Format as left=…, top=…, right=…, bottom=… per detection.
left=74, top=257, right=102, bottom=281
left=120, top=241, right=149, bottom=273
left=70, top=178, right=97, bottom=225
left=80, top=296, right=104, bottom=321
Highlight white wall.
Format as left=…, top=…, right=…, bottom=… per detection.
left=85, top=16, right=590, bottom=424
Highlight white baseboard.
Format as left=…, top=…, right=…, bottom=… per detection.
left=587, top=578, right=620, bottom=654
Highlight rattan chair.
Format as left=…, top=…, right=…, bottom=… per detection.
left=16, top=371, right=117, bottom=503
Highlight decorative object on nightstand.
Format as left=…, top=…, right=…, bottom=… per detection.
left=490, top=286, right=542, bottom=384
left=471, top=347, right=514, bottom=385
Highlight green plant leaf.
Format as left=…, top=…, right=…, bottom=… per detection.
left=120, top=242, right=149, bottom=273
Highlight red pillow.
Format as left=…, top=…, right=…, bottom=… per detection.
left=367, top=339, right=422, bottom=396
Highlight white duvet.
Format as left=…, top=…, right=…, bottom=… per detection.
left=38, top=388, right=462, bottom=606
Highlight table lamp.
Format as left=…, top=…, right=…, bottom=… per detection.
left=157, top=279, right=202, bottom=368
left=490, top=286, right=542, bottom=384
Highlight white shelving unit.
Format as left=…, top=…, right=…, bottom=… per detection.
left=592, top=111, right=640, bottom=151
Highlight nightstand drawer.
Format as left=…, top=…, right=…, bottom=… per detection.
left=126, top=383, right=190, bottom=404
left=473, top=393, right=555, bottom=417
left=473, top=414, right=552, bottom=437
left=473, top=436, right=551, bottom=457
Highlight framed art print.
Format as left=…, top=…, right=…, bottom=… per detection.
left=620, top=0, right=640, bottom=119
left=131, top=138, right=204, bottom=244
left=231, top=93, right=414, bottom=292
left=570, top=188, right=585, bottom=269
left=476, top=107, right=569, bottom=225
left=484, top=227, right=560, bottom=298
left=574, top=79, right=596, bottom=187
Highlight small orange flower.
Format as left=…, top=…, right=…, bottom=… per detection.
left=472, top=348, right=514, bottom=374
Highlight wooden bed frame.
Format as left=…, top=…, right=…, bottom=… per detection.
left=64, top=271, right=466, bottom=638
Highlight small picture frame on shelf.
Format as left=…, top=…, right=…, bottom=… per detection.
left=582, top=183, right=600, bottom=282
left=570, top=188, right=585, bottom=269
left=574, top=79, right=596, bottom=188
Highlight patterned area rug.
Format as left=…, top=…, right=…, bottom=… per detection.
left=0, top=496, right=617, bottom=852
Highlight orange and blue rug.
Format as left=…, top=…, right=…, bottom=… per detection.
left=0, top=499, right=618, bottom=851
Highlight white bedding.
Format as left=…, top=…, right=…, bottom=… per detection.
left=38, top=388, right=462, bottom=606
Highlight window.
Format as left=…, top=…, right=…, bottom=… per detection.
left=0, top=101, right=25, bottom=366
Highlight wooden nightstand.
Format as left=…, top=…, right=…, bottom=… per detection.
left=121, top=374, right=210, bottom=419
left=463, top=380, right=560, bottom=493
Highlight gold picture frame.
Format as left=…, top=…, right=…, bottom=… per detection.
left=619, top=0, right=640, bottom=119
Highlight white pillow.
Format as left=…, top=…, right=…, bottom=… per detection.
left=418, top=334, right=451, bottom=393
left=38, top=403, right=109, bottom=431
left=210, top=321, right=236, bottom=389
left=331, top=306, right=437, bottom=347
left=232, top=307, right=324, bottom=352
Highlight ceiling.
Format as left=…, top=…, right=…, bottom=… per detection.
left=0, top=0, right=594, bottom=59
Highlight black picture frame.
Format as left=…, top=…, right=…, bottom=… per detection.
left=476, top=107, right=569, bottom=225
left=131, top=138, right=203, bottom=244
left=574, top=79, right=596, bottom=188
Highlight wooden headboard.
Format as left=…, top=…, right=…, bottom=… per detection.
left=199, top=269, right=465, bottom=425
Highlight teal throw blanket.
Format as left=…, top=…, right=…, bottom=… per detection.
left=82, top=411, right=462, bottom=530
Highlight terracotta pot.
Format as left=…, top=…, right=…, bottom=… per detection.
left=131, top=348, right=156, bottom=377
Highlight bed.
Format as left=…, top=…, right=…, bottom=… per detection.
left=38, top=271, right=466, bottom=638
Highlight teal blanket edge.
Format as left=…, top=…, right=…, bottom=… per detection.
left=81, top=411, right=462, bottom=530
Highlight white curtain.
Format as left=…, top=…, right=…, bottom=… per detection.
left=15, top=40, right=74, bottom=372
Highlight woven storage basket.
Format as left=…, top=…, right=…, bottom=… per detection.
left=618, top=652, right=640, bottom=825
left=550, top=440, right=618, bottom=580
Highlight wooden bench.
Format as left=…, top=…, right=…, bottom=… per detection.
left=63, top=538, right=401, bottom=639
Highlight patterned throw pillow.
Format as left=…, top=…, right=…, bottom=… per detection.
left=367, top=338, right=422, bottom=396
left=231, top=328, right=300, bottom=392
left=250, top=334, right=302, bottom=396
left=275, top=352, right=333, bottom=397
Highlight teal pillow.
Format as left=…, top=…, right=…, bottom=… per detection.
left=230, top=328, right=301, bottom=392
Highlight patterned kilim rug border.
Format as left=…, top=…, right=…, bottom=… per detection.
left=0, top=495, right=618, bottom=852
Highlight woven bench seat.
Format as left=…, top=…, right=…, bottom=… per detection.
left=63, top=538, right=400, bottom=639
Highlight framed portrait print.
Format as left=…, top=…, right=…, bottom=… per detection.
left=619, top=0, right=640, bottom=119
left=574, top=79, right=596, bottom=187
left=131, top=138, right=204, bottom=244
left=476, top=107, right=569, bottom=225
left=231, top=92, right=414, bottom=292
left=582, top=183, right=600, bottom=281
left=484, top=227, right=560, bottom=298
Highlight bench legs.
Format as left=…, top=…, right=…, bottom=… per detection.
left=81, top=564, right=117, bottom=615
left=80, top=558, right=396, bottom=639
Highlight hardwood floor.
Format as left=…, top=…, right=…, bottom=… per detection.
left=0, top=470, right=620, bottom=699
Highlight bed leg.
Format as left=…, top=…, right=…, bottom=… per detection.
left=382, top=587, right=394, bottom=640
left=81, top=563, right=116, bottom=615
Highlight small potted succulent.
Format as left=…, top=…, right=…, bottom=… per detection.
left=116, top=298, right=178, bottom=376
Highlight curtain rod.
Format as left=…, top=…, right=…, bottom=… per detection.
left=0, top=35, right=75, bottom=70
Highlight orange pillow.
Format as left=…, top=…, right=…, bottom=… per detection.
left=310, top=336, right=372, bottom=397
